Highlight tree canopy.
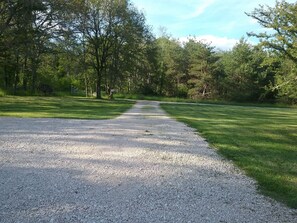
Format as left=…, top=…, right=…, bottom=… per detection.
left=0, top=0, right=296, bottom=103
left=247, top=0, right=297, bottom=103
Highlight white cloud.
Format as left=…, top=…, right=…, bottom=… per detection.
left=182, top=0, right=216, bottom=19
left=132, top=0, right=287, bottom=43
left=133, top=0, right=216, bottom=20
left=180, top=35, right=239, bottom=50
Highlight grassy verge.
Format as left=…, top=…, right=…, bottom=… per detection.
left=0, top=96, right=134, bottom=119
left=115, top=93, right=184, bottom=101
left=161, top=103, right=297, bottom=208
left=115, top=93, right=295, bottom=108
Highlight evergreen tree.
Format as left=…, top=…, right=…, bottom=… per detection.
left=185, top=39, right=219, bottom=99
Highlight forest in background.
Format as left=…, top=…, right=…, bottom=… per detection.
left=0, top=0, right=296, bottom=103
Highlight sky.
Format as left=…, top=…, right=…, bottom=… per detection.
left=131, top=0, right=294, bottom=50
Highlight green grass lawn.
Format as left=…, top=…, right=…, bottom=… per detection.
left=115, top=93, right=296, bottom=108
left=161, top=103, right=297, bottom=208
left=0, top=96, right=134, bottom=119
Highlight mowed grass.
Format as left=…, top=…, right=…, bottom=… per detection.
left=0, top=96, right=134, bottom=119
left=161, top=103, right=297, bottom=208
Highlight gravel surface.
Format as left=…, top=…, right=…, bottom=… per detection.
left=0, top=100, right=296, bottom=223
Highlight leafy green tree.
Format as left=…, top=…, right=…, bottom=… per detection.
left=155, top=36, right=186, bottom=96
left=0, top=0, right=76, bottom=94
left=247, top=1, right=297, bottom=63
left=220, top=39, right=267, bottom=101
left=185, top=39, right=220, bottom=99
left=105, top=2, right=154, bottom=95
left=247, top=1, right=297, bottom=103
left=76, top=0, right=151, bottom=99
left=122, top=37, right=158, bottom=95
left=274, top=59, right=297, bottom=103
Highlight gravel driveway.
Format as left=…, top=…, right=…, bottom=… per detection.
left=0, top=101, right=296, bottom=223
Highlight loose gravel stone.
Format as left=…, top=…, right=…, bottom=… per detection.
left=0, top=101, right=296, bottom=223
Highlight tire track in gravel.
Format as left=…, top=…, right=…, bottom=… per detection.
left=0, top=100, right=296, bottom=223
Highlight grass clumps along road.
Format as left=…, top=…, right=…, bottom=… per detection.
left=0, top=96, right=134, bottom=120
left=161, top=103, right=297, bottom=209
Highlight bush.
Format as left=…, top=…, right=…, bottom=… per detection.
left=38, top=83, right=53, bottom=96
left=0, top=89, right=6, bottom=97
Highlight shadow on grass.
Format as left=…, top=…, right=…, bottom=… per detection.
left=161, top=103, right=297, bottom=208
left=0, top=96, right=134, bottom=119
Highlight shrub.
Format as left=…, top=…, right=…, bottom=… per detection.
left=0, top=89, right=6, bottom=97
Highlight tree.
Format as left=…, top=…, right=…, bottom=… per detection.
left=185, top=39, right=220, bottom=99
left=0, top=0, right=76, bottom=94
left=155, top=36, right=186, bottom=96
left=247, top=1, right=297, bottom=63
left=0, top=0, right=48, bottom=93
left=220, top=39, right=275, bottom=101
left=247, top=1, right=297, bottom=103
left=76, top=0, right=151, bottom=99
left=105, top=2, right=154, bottom=95
left=274, top=58, right=297, bottom=103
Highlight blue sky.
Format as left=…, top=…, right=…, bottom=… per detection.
left=131, top=0, right=294, bottom=50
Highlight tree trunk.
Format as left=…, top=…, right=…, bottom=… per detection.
left=31, top=57, right=38, bottom=94
left=31, top=66, right=37, bottom=94
left=13, top=54, right=20, bottom=95
left=202, top=85, right=207, bottom=97
left=96, top=64, right=103, bottom=99
left=4, top=66, right=9, bottom=90
left=94, top=45, right=102, bottom=99
left=23, top=57, right=28, bottom=91
left=84, top=73, right=89, bottom=97
left=96, top=75, right=101, bottom=99
left=13, top=72, right=18, bottom=95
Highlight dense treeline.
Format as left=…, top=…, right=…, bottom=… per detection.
left=0, top=0, right=296, bottom=103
